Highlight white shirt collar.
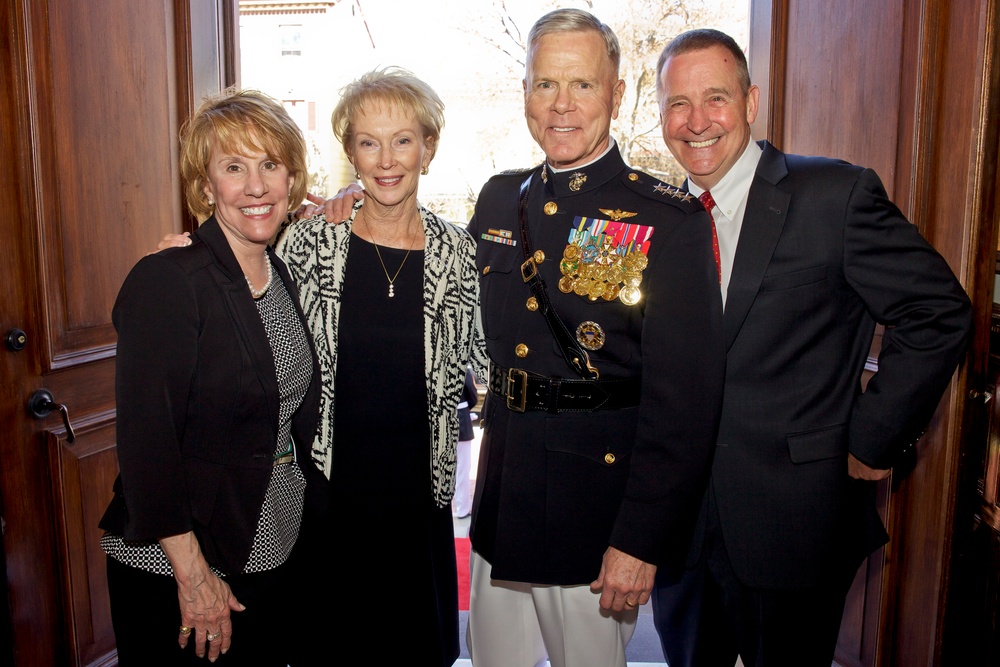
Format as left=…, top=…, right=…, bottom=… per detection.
left=687, top=140, right=762, bottom=219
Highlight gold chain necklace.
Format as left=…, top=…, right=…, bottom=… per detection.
left=366, top=211, right=419, bottom=298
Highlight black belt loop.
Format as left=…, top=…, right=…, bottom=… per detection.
left=547, top=377, right=562, bottom=414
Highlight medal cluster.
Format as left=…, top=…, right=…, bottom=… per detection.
left=558, top=234, right=647, bottom=305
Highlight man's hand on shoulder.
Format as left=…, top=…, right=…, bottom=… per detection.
left=152, top=231, right=192, bottom=255
left=294, top=185, right=365, bottom=224
left=590, top=546, right=656, bottom=612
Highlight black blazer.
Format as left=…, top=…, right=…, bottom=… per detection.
left=696, top=142, right=972, bottom=588
left=100, top=217, right=322, bottom=573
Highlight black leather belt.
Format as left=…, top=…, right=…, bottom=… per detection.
left=488, top=363, right=641, bottom=413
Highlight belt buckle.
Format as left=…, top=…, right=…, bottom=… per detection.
left=506, top=368, right=528, bottom=412
left=520, top=258, right=538, bottom=283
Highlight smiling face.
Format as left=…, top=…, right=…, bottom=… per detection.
left=658, top=44, right=759, bottom=191
left=202, top=140, right=293, bottom=250
left=523, top=30, right=625, bottom=170
left=347, top=101, right=429, bottom=211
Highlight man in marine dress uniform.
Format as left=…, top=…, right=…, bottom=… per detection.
left=463, top=9, right=726, bottom=667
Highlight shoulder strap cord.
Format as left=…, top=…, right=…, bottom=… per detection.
left=517, top=170, right=600, bottom=380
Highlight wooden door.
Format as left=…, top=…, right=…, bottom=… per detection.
left=0, top=1, right=232, bottom=665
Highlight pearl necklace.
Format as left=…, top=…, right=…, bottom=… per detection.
left=246, top=258, right=273, bottom=299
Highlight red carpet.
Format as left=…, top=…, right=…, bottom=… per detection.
left=456, top=537, right=470, bottom=610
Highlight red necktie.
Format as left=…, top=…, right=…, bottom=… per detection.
left=699, top=191, right=722, bottom=284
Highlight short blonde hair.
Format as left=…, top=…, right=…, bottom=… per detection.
left=331, top=67, right=445, bottom=164
left=179, top=89, right=309, bottom=221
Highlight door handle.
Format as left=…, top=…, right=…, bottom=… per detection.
left=27, top=389, right=76, bottom=443
left=969, top=389, right=994, bottom=403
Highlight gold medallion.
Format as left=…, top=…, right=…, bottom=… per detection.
left=576, top=321, right=606, bottom=350
left=560, top=257, right=579, bottom=275
left=587, top=281, right=607, bottom=301
left=563, top=244, right=581, bottom=260
left=625, top=251, right=649, bottom=271
left=558, top=276, right=575, bottom=293
left=602, top=284, right=620, bottom=301
left=544, top=201, right=558, bottom=216
left=620, top=285, right=641, bottom=306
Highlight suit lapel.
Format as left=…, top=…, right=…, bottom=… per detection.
left=723, top=142, right=790, bottom=349
left=197, top=218, right=280, bottom=428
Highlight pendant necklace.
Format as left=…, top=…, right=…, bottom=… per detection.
left=367, top=211, right=418, bottom=298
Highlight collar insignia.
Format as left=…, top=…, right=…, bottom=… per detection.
left=569, top=172, right=587, bottom=191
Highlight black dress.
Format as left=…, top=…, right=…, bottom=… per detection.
left=317, top=234, right=459, bottom=665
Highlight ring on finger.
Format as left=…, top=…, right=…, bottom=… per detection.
left=624, top=599, right=637, bottom=608
left=179, top=626, right=193, bottom=636
left=206, top=631, right=222, bottom=642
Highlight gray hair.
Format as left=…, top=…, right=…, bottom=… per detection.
left=527, top=8, right=621, bottom=75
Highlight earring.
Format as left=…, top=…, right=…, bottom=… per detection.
left=421, top=166, right=429, bottom=175
left=355, top=172, right=361, bottom=180
left=207, top=198, right=214, bottom=206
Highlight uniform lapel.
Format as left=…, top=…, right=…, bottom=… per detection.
left=723, top=142, right=790, bottom=350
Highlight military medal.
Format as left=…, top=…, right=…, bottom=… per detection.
left=558, top=215, right=654, bottom=305
left=576, top=321, right=605, bottom=350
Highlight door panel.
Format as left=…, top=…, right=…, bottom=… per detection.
left=0, top=1, right=228, bottom=665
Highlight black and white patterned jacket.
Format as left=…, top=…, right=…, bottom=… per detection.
left=277, top=202, right=487, bottom=506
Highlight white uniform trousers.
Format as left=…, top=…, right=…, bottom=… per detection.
left=467, top=549, right=637, bottom=667
left=453, top=438, right=472, bottom=517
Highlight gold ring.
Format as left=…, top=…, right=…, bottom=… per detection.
left=206, top=631, right=221, bottom=642
left=179, top=626, right=193, bottom=636
left=624, top=600, right=637, bottom=608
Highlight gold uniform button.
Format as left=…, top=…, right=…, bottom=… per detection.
left=544, top=202, right=558, bottom=215
left=526, top=296, right=538, bottom=311
left=515, top=343, right=529, bottom=358
left=628, top=173, right=638, bottom=181
left=604, top=452, right=616, bottom=465
left=483, top=266, right=490, bottom=275
left=533, top=250, right=545, bottom=264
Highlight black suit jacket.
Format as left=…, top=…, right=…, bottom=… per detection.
left=100, top=217, right=322, bottom=574
left=696, top=142, right=972, bottom=588
left=458, top=368, right=478, bottom=442
left=468, top=145, right=726, bottom=584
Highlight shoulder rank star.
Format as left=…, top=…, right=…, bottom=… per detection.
left=598, top=208, right=637, bottom=222
left=653, top=182, right=695, bottom=202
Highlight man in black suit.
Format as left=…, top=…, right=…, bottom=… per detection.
left=463, top=9, right=726, bottom=667
left=650, top=29, right=973, bottom=667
